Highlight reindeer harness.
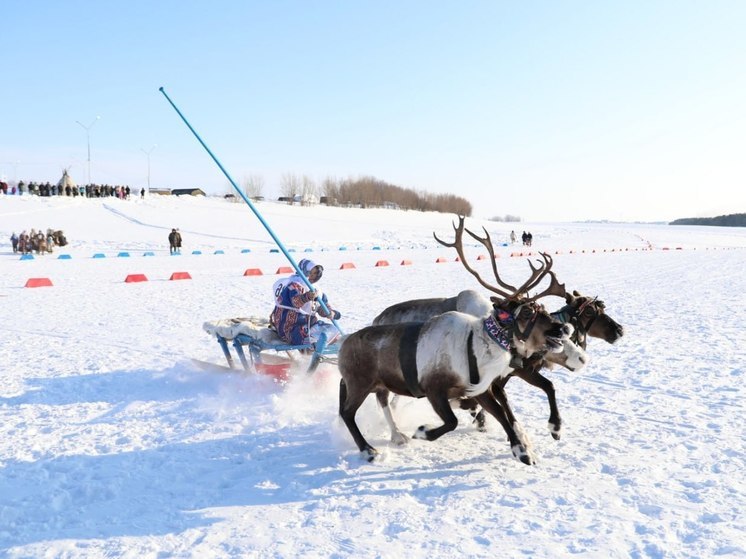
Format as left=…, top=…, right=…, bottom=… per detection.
left=483, top=304, right=542, bottom=369
left=552, top=297, right=602, bottom=348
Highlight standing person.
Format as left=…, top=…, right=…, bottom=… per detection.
left=140, top=187, right=145, bottom=199
left=270, top=258, right=341, bottom=351
left=527, top=232, right=533, bottom=247
left=174, top=228, right=182, bottom=253
left=168, top=228, right=178, bottom=255
left=10, top=232, right=19, bottom=253
left=510, top=230, right=517, bottom=244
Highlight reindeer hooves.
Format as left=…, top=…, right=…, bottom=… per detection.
left=512, top=444, right=536, bottom=465
left=361, top=448, right=380, bottom=462
left=412, top=425, right=430, bottom=440
left=548, top=421, right=561, bottom=441
left=391, top=432, right=409, bottom=446
left=474, top=414, right=487, bottom=433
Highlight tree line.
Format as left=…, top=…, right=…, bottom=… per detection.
left=238, top=173, right=473, bottom=216
left=670, top=213, right=746, bottom=227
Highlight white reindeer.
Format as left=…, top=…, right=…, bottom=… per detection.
left=338, top=216, right=587, bottom=464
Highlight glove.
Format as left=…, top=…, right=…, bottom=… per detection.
left=332, top=310, right=342, bottom=320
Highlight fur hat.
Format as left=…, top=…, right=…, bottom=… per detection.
left=298, top=258, right=323, bottom=277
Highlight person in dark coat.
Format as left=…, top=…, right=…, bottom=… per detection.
left=168, top=228, right=178, bottom=255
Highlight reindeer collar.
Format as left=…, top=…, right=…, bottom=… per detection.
left=483, top=315, right=511, bottom=351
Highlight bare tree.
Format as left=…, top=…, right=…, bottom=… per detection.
left=242, top=174, right=265, bottom=200
left=280, top=172, right=300, bottom=203
left=300, top=175, right=318, bottom=206
left=321, top=176, right=339, bottom=204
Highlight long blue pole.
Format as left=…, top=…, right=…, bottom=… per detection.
left=159, top=87, right=343, bottom=334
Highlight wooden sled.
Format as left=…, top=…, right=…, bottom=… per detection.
left=202, top=317, right=340, bottom=380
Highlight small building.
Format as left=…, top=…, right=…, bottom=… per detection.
left=171, top=188, right=206, bottom=196
left=148, top=188, right=172, bottom=196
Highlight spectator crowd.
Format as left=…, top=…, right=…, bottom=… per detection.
left=1, top=180, right=138, bottom=199
left=10, top=228, right=68, bottom=255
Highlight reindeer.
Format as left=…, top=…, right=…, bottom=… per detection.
left=372, top=289, right=492, bottom=325
left=338, top=216, right=586, bottom=464
left=375, top=225, right=624, bottom=440
left=465, top=288, right=624, bottom=439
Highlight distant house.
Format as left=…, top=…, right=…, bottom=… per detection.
left=148, top=188, right=172, bottom=196
left=172, top=188, right=206, bottom=197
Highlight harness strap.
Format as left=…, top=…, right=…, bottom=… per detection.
left=399, top=324, right=425, bottom=398
left=466, top=331, right=480, bottom=385
left=551, top=306, right=572, bottom=324
left=555, top=302, right=594, bottom=347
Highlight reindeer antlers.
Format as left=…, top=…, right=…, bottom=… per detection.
left=519, top=253, right=567, bottom=302
left=433, top=215, right=566, bottom=302
left=434, top=216, right=516, bottom=298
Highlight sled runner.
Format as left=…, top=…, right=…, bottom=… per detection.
left=202, top=316, right=340, bottom=379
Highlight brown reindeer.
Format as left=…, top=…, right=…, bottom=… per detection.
left=464, top=289, right=624, bottom=439
left=375, top=223, right=623, bottom=440
left=338, top=216, right=585, bottom=464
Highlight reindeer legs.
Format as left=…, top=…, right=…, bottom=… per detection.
left=413, top=392, right=459, bottom=441
left=490, top=382, right=534, bottom=452
left=376, top=390, right=408, bottom=446
left=456, top=397, right=487, bottom=432
left=509, top=367, right=562, bottom=440
left=339, top=379, right=380, bottom=461
left=474, top=392, right=536, bottom=465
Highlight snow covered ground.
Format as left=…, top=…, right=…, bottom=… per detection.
left=1, top=194, right=744, bottom=558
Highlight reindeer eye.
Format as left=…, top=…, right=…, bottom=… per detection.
left=519, top=307, right=534, bottom=319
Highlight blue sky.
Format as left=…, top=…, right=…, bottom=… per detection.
left=3, top=1, right=745, bottom=222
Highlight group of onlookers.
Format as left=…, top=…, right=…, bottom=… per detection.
left=1, top=180, right=145, bottom=199
left=509, top=230, right=534, bottom=246
left=10, top=228, right=67, bottom=255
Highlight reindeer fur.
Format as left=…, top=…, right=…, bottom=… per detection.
left=338, top=305, right=576, bottom=464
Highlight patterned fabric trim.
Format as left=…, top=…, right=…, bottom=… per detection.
left=483, top=315, right=511, bottom=351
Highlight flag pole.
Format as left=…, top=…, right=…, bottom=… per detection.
left=159, top=87, right=342, bottom=334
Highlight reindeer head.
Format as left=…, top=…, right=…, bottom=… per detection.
left=434, top=216, right=573, bottom=357
left=491, top=297, right=574, bottom=358
left=562, top=290, right=624, bottom=345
